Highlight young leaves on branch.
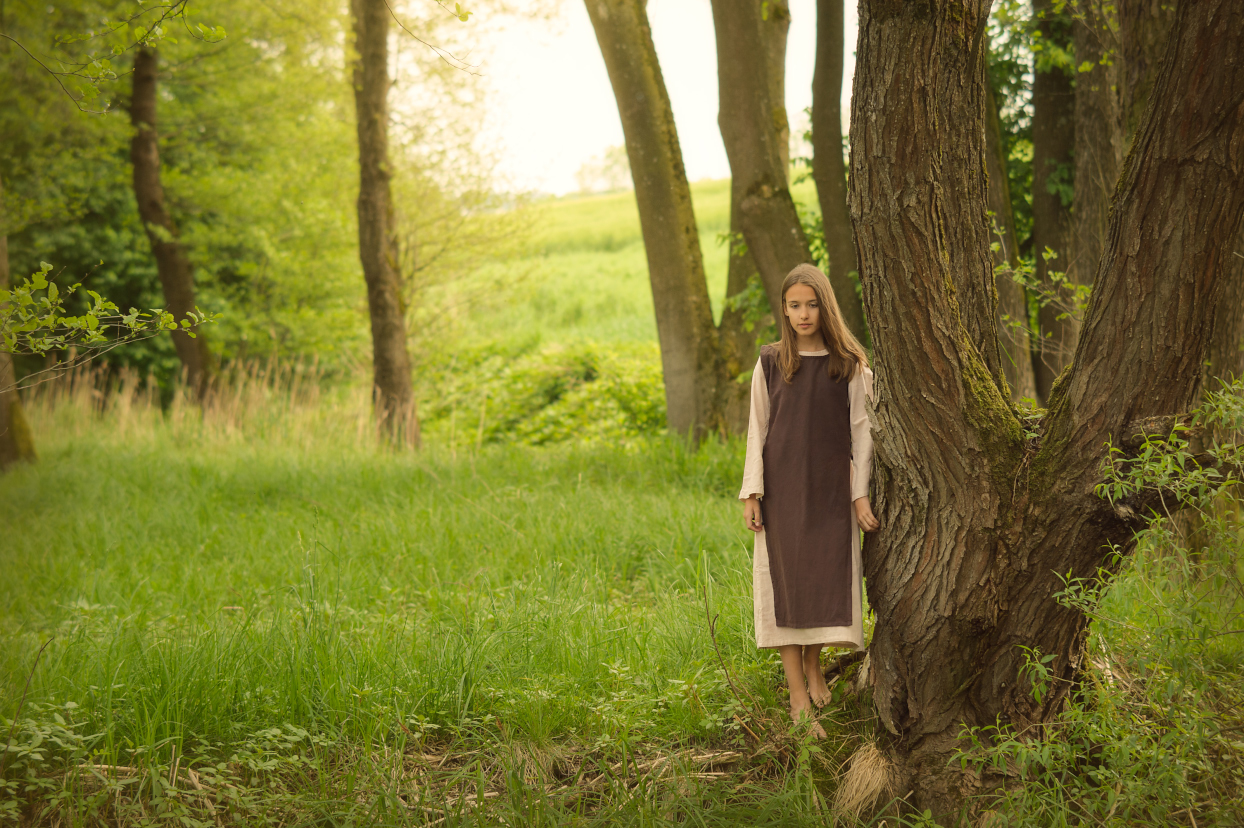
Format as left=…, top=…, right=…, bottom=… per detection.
left=1, top=262, right=216, bottom=367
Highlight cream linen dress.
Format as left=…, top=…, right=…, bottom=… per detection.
left=738, top=350, right=875, bottom=650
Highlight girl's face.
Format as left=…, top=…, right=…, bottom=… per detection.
left=784, top=283, right=821, bottom=340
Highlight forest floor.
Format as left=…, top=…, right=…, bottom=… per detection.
left=3, top=180, right=1242, bottom=825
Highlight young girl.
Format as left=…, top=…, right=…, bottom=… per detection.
left=739, top=264, right=878, bottom=736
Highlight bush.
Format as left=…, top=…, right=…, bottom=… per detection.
left=419, top=341, right=667, bottom=448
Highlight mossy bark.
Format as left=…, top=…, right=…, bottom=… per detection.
left=849, top=0, right=1244, bottom=817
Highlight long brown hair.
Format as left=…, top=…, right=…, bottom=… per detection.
left=774, top=263, right=868, bottom=383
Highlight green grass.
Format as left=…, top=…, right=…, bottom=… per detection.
left=0, top=385, right=880, bottom=825
left=5, top=174, right=1241, bottom=825
left=481, top=176, right=820, bottom=347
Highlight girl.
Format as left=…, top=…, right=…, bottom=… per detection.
left=739, top=264, right=878, bottom=736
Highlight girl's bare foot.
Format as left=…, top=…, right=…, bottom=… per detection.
left=803, top=649, right=834, bottom=708
left=807, top=672, right=835, bottom=709
left=789, top=703, right=827, bottom=738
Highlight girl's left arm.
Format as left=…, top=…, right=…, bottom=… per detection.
left=849, top=365, right=875, bottom=502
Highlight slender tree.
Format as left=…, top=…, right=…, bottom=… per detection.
left=1067, top=3, right=1123, bottom=313
left=351, top=0, right=418, bottom=447
left=718, top=0, right=797, bottom=432
left=1029, top=0, right=1075, bottom=401
left=811, top=0, right=866, bottom=342
left=583, top=0, right=729, bottom=439
left=0, top=172, right=36, bottom=471
left=130, top=47, right=211, bottom=398
left=850, top=0, right=1244, bottom=816
left=709, top=0, right=812, bottom=318
left=985, top=84, right=1037, bottom=402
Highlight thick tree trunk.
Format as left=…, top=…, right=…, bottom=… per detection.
left=850, top=0, right=1244, bottom=816
left=985, top=83, right=1037, bottom=402
left=1030, top=1, right=1076, bottom=402
left=0, top=173, right=36, bottom=471
left=709, top=0, right=812, bottom=318
left=1068, top=5, right=1124, bottom=306
left=130, top=48, right=211, bottom=399
left=351, top=0, right=418, bottom=448
left=584, top=0, right=728, bottom=439
left=1205, top=240, right=1244, bottom=386
left=811, top=0, right=867, bottom=344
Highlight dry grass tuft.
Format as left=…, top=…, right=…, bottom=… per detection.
left=833, top=740, right=896, bottom=822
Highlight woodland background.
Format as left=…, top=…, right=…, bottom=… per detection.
left=2, top=0, right=1243, bottom=825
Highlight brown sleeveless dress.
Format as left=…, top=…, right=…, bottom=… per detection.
left=759, top=346, right=853, bottom=628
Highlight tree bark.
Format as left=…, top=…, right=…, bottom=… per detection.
left=1205, top=240, right=1244, bottom=386
left=1029, top=1, right=1076, bottom=403
left=811, top=0, right=867, bottom=344
left=1119, top=0, right=1177, bottom=144
left=1068, top=4, right=1124, bottom=312
left=763, top=0, right=791, bottom=177
left=850, top=0, right=1244, bottom=816
left=584, top=0, right=728, bottom=439
left=709, top=0, right=813, bottom=318
left=351, top=0, right=418, bottom=448
left=130, top=47, right=211, bottom=399
left=0, top=172, right=36, bottom=472
left=985, top=82, right=1037, bottom=402
left=718, top=0, right=795, bottom=434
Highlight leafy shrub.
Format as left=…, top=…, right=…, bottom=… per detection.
left=419, top=340, right=666, bottom=447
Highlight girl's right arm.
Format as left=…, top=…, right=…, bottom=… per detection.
left=740, top=356, right=768, bottom=530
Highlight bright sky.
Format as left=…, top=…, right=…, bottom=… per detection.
left=468, top=0, right=858, bottom=195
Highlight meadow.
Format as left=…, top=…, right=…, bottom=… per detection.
left=3, top=180, right=1242, bottom=826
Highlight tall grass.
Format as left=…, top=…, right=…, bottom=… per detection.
left=2, top=365, right=883, bottom=825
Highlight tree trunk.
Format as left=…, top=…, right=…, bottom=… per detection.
left=351, top=0, right=419, bottom=448
left=850, top=0, right=1244, bottom=816
left=985, top=83, right=1037, bottom=402
left=0, top=172, right=36, bottom=471
left=1068, top=5, right=1124, bottom=307
left=1120, top=0, right=1177, bottom=144
left=130, top=47, right=211, bottom=399
left=718, top=0, right=795, bottom=435
left=763, top=0, right=791, bottom=177
left=1205, top=240, right=1244, bottom=386
left=709, top=0, right=812, bottom=318
left=1029, top=0, right=1076, bottom=402
left=584, top=0, right=728, bottom=440
left=812, top=0, right=867, bottom=344
left=719, top=206, right=759, bottom=435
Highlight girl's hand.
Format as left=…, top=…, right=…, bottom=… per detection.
left=854, top=497, right=880, bottom=532
left=743, top=496, right=763, bottom=532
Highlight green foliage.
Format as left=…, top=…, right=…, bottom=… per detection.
left=0, top=262, right=214, bottom=365
left=419, top=342, right=668, bottom=448
left=961, top=382, right=1244, bottom=825
left=992, top=247, right=1090, bottom=360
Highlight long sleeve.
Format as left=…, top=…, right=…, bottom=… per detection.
left=849, top=365, right=875, bottom=501
left=738, top=356, right=769, bottom=500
